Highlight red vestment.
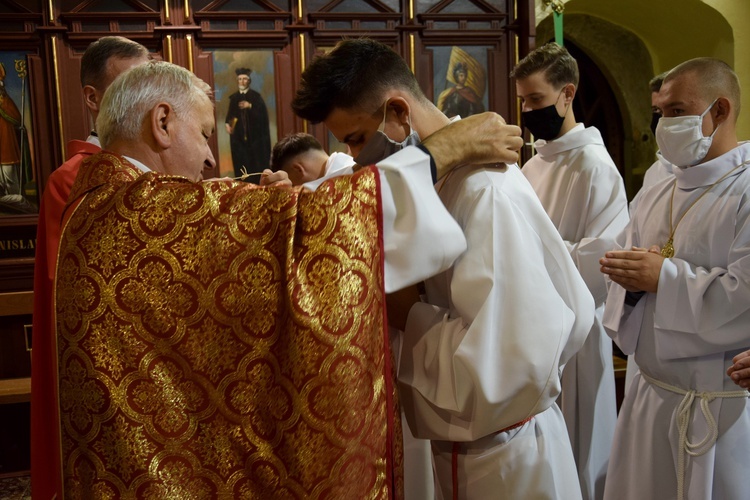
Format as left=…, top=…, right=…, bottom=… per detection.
left=55, top=152, right=401, bottom=498
left=31, top=140, right=101, bottom=500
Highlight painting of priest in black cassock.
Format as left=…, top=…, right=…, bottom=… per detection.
left=224, top=67, right=271, bottom=182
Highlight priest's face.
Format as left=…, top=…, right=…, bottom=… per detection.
left=237, top=74, right=250, bottom=92
left=515, top=71, right=568, bottom=115
left=167, top=95, right=216, bottom=181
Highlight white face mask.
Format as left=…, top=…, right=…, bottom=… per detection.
left=656, top=99, right=719, bottom=167
left=354, top=102, right=420, bottom=166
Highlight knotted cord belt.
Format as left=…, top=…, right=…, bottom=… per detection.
left=640, top=371, right=749, bottom=500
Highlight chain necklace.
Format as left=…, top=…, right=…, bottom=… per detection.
left=661, top=160, right=747, bottom=258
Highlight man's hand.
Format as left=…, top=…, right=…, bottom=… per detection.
left=260, top=169, right=292, bottom=187
left=727, top=350, right=750, bottom=389
left=421, top=112, right=523, bottom=179
left=600, top=246, right=664, bottom=293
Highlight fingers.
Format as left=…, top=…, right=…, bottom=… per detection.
left=605, top=250, right=648, bottom=260
left=426, top=112, right=522, bottom=177
left=600, top=255, right=633, bottom=272
left=260, top=169, right=292, bottom=187
left=605, top=274, right=641, bottom=293
left=733, top=350, right=750, bottom=364
left=728, top=365, right=750, bottom=388
left=497, top=127, right=524, bottom=164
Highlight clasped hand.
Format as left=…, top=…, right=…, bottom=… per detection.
left=600, top=245, right=665, bottom=293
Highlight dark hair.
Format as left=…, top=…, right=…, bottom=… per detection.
left=270, top=133, right=324, bottom=172
left=510, top=42, right=579, bottom=88
left=649, top=72, right=668, bottom=93
left=80, top=36, right=149, bottom=89
left=452, top=62, right=468, bottom=80
left=665, top=57, right=741, bottom=118
left=292, top=38, right=428, bottom=123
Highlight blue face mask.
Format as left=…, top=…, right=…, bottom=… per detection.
left=354, top=102, right=421, bottom=166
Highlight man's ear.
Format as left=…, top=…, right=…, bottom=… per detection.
left=151, top=102, right=172, bottom=148
left=386, top=96, right=411, bottom=125
left=82, top=85, right=99, bottom=113
left=713, top=97, right=732, bottom=126
left=562, top=83, right=577, bottom=104
left=291, top=161, right=305, bottom=175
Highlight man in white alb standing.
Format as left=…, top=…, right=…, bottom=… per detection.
left=601, top=57, right=750, bottom=500
left=512, top=42, right=628, bottom=500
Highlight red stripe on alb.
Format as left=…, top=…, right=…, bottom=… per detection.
left=450, top=416, right=534, bottom=500
left=452, top=441, right=460, bottom=500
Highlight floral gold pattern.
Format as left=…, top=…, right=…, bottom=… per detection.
left=56, top=153, right=402, bottom=498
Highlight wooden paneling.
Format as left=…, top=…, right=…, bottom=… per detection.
left=0, top=2, right=532, bottom=289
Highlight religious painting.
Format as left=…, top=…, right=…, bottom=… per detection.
left=212, top=50, right=277, bottom=182
left=432, top=45, right=490, bottom=119
left=0, top=51, right=37, bottom=216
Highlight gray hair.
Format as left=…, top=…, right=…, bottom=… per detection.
left=96, top=60, right=213, bottom=148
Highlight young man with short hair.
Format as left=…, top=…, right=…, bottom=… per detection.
left=270, top=132, right=353, bottom=186
left=512, top=42, right=629, bottom=500
left=294, top=38, right=594, bottom=499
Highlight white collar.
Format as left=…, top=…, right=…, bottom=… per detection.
left=123, top=155, right=151, bottom=174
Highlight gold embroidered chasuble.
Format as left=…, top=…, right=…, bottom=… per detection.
left=56, top=152, right=403, bottom=498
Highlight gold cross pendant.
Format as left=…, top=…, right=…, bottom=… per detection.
left=660, top=238, right=675, bottom=258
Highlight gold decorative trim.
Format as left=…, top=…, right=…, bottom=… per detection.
left=297, top=0, right=303, bottom=21
left=409, top=34, right=415, bottom=74
left=409, top=0, right=414, bottom=21
left=51, top=36, right=65, bottom=161
left=0, top=378, right=31, bottom=404
left=0, top=290, right=34, bottom=316
left=543, top=0, right=565, bottom=14
left=514, top=33, right=520, bottom=127
left=164, top=0, right=171, bottom=22
left=186, top=35, right=194, bottom=72
left=300, top=34, right=307, bottom=133
left=166, top=35, right=173, bottom=63
left=184, top=0, right=191, bottom=20
left=48, top=0, right=54, bottom=22
left=24, top=324, right=32, bottom=352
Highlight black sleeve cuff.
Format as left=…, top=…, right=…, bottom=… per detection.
left=625, top=291, right=645, bottom=307
left=416, top=144, right=438, bottom=184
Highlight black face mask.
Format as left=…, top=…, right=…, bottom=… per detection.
left=521, top=104, right=565, bottom=141
left=650, top=112, right=661, bottom=136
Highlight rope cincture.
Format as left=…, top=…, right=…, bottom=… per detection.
left=232, top=166, right=265, bottom=181
left=640, top=371, right=750, bottom=500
